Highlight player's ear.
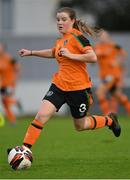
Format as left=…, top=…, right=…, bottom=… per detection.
left=72, top=19, right=75, bottom=26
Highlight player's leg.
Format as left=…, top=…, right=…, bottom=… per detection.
left=108, top=83, right=119, bottom=113
left=96, top=83, right=111, bottom=115
left=6, top=86, right=23, bottom=113
left=96, top=76, right=118, bottom=115
left=16, top=100, right=23, bottom=113
left=2, top=95, right=16, bottom=123
left=1, top=87, right=16, bottom=124
left=67, top=88, right=121, bottom=137
left=113, top=88, right=130, bottom=114
left=23, top=84, right=65, bottom=148
left=109, top=96, right=118, bottom=113
left=7, top=99, right=57, bottom=155
left=23, top=100, right=57, bottom=148
left=73, top=113, right=120, bottom=137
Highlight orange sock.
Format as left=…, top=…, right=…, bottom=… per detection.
left=23, top=119, right=43, bottom=148
left=98, top=97, right=111, bottom=115
left=119, top=95, right=130, bottom=114
left=2, top=97, right=16, bottom=123
left=5, top=108, right=16, bottom=123
left=89, top=115, right=112, bottom=129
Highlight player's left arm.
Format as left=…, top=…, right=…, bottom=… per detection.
left=60, top=48, right=97, bottom=63
left=60, top=34, right=97, bottom=63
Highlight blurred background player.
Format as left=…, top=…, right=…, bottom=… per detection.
left=0, top=43, right=22, bottom=124
left=94, top=31, right=130, bottom=115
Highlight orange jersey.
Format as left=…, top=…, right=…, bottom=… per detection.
left=0, top=53, right=20, bottom=87
left=94, top=43, right=126, bottom=80
left=52, top=28, right=93, bottom=91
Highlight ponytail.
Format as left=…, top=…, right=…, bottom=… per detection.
left=73, top=19, right=101, bottom=37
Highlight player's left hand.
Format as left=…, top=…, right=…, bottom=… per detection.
left=60, top=48, right=71, bottom=58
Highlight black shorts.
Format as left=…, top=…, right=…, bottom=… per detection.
left=43, top=84, right=93, bottom=119
left=0, top=87, right=14, bottom=96
left=102, top=75, right=118, bottom=94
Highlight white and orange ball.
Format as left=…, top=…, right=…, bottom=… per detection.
left=8, top=146, right=33, bottom=170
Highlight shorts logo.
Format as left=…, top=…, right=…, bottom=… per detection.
left=46, top=91, right=53, bottom=97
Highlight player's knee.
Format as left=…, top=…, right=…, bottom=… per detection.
left=2, top=97, right=8, bottom=106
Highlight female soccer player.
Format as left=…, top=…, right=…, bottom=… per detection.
left=18, top=7, right=121, bottom=150
left=0, top=43, right=22, bottom=124
left=94, top=31, right=130, bottom=115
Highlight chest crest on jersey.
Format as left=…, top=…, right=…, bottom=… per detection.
left=63, top=39, right=69, bottom=46
left=57, top=39, right=69, bottom=57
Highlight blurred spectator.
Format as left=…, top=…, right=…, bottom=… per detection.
left=0, top=43, right=22, bottom=124
left=94, top=30, right=130, bottom=115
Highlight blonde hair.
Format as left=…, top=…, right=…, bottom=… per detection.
left=57, top=7, right=100, bottom=37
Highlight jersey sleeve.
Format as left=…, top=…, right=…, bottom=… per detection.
left=71, top=34, right=93, bottom=53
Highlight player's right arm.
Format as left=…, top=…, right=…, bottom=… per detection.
left=19, top=49, right=54, bottom=58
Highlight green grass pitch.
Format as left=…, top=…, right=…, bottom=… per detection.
left=0, top=115, right=130, bottom=179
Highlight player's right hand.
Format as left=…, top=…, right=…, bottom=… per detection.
left=18, top=49, right=31, bottom=57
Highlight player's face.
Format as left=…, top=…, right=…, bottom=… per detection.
left=56, top=12, right=75, bottom=34
left=100, top=31, right=113, bottom=43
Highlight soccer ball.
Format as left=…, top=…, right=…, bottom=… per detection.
left=8, top=146, right=33, bottom=170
